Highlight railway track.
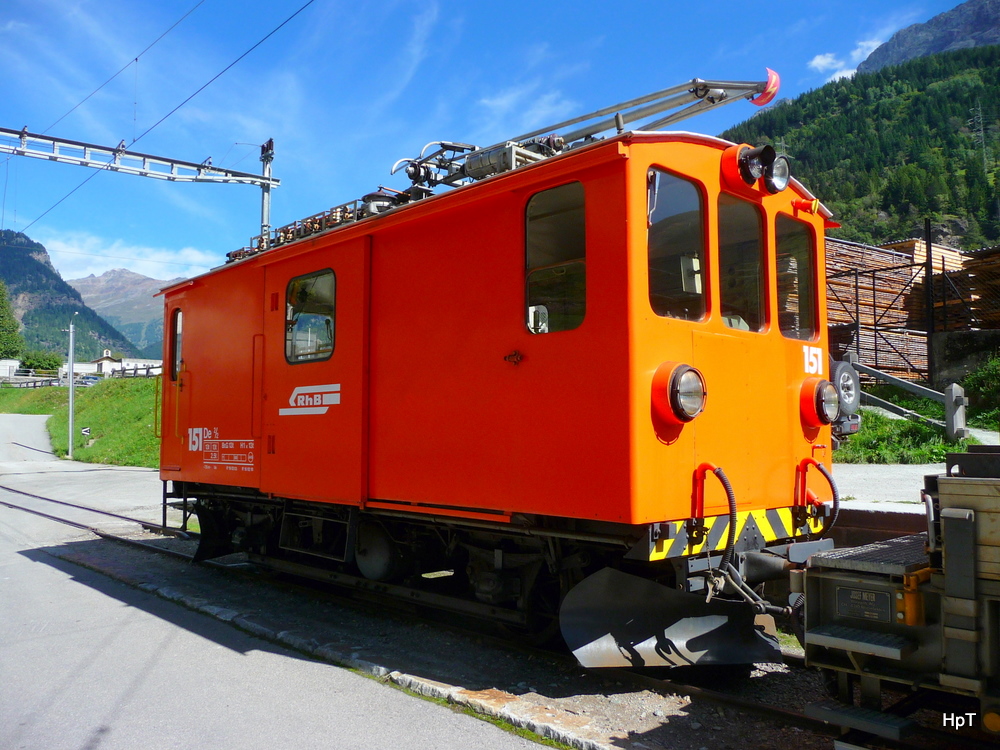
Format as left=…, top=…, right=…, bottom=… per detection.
left=2, top=487, right=993, bottom=750
left=0, top=482, right=196, bottom=562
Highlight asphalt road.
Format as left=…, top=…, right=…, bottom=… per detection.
left=0, top=416, right=541, bottom=750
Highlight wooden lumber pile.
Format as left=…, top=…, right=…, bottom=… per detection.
left=960, top=245, right=1000, bottom=329
left=825, top=238, right=929, bottom=378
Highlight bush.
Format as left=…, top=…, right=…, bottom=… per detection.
left=21, top=349, right=63, bottom=371
left=962, top=355, right=1000, bottom=430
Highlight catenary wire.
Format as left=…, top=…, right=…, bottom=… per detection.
left=23, top=0, right=317, bottom=235
left=43, top=1, right=206, bottom=135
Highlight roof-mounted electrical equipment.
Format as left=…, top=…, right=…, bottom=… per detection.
left=231, top=70, right=780, bottom=262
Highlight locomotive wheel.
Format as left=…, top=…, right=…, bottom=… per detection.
left=355, top=521, right=404, bottom=582
left=498, top=568, right=573, bottom=647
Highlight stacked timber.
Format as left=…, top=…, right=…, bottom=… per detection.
left=878, top=238, right=965, bottom=272
left=960, top=245, right=1000, bottom=330
left=825, top=238, right=929, bottom=378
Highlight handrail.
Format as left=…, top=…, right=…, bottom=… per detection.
left=854, top=361, right=944, bottom=402
left=855, top=361, right=969, bottom=442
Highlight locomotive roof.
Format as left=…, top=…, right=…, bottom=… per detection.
left=158, top=129, right=830, bottom=295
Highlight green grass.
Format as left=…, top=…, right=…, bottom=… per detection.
left=835, top=408, right=977, bottom=464
left=0, top=379, right=159, bottom=467
left=866, top=381, right=998, bottom=431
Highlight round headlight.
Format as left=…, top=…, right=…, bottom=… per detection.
left=764, top=155, right=791, bottom=194
left=816, top=380, right=840, bottom=424
left=670, top=366, right=707, bottom=421
left=738, top=145, right=776, bottom=185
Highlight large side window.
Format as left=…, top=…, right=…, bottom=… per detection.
left=718, top=194, right=765, bottom=332
left=647, top=168, right=706, bottom=320
left=525, top=182, right=585, bottom=334
left=776, top=214, right=817, bottom=340
left=285, top=269, right=336, bottom=363
left=169, top=308, right=182, bottom=381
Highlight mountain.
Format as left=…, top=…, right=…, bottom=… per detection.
left=858, top=0, right=1000, bottom=73
left=722, top=46, right=1000, bottom=251
left=0, top=230, right=139, bottom=360
left=69, top=268, right=181, bottom=359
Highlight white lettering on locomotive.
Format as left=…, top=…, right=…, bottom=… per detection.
left=803, top=345, right=823, bottom=375
left=279, top=384, right=342, bottom=416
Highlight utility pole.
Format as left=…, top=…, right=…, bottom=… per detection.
left=260, top=139, right=274, bottom=249
left=67, top=312, right=77, bottom=460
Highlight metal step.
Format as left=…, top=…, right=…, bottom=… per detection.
left=806, top=701, right=917, bottom=740
left=805, top=623, right=915, bottom=659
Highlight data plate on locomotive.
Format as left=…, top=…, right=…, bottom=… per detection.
left=836, top=587, right=892, bottom=623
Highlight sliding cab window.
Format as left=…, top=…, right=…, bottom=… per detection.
left=718, top=194, right=766, bottom=332
left=776, top=214, right=818, bottom=341
left=647, top=168, right=707, bottom=321
left=525, top=182, right=585, bottom=334
left=285, top=269, right=336, bottom=363
left=169, top=308, right=182, bottom=381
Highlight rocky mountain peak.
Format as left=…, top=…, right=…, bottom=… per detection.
left=858, top=0, right=1000, bottom=73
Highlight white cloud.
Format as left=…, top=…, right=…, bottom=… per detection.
left=808, top=53, right=843, bottom=73
left=35, top=230, right=215, bottom=281
left=827, top=68, right=857, bottom=82
left=474, top=79, right=576, bottom=144
left=369, top=4, right=440, bottom=112
left=808, top=35, right=882, bottom=82
left=851, top=39, right=882, bottom=64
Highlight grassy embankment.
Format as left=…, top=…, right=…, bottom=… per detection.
left=835, top=354, right=1000, bottom=465
left=0, top=378, right=158, bottom=467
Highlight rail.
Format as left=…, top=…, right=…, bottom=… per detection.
left=855, top=361, right=969, bottom=442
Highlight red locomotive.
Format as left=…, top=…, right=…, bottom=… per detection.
left=159, top=71, right=859, bottom=668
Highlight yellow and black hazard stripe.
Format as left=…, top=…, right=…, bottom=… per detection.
left=640, top=507, right=825, bottom=562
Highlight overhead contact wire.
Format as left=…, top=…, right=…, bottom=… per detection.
left=43, top=0, right=206, bottom=135
left=23, top=0, right=317, bottom=234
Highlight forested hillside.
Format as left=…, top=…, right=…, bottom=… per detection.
left=0, top=230, right=138, bottom=360
left=722, top=46, right=1000, bottom=250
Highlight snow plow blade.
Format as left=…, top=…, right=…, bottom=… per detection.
left=559, top=567, right=781, bottom=669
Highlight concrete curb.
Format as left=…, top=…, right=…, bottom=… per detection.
left=114, top=571, right=611, bottom=750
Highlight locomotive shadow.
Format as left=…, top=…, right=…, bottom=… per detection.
left=19, top=538, right=814, bottom=716
left=18, top=543, right=315, bottom=661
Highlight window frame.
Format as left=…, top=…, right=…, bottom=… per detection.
left=169, top=308, right=182, bottom=381
left=717, top=192, right=768, bottom=333
left=645, top=165, right=710, bottom=322
left=524, top=180, right=587, bottom=335
left=284, top=268, right=337, bottom=365
left=775, top=212, right=819, bottom=342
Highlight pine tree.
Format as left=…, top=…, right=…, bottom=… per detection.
left=0, top=280, right=25, bottom=359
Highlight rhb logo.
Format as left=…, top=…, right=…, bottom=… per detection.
left=279, top=384, right=341, bottom=416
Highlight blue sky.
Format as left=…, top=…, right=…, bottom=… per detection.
left=0, top=0, right=961, bottom=281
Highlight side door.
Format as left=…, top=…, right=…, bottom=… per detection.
left=260, top=236, right=369, bottom=503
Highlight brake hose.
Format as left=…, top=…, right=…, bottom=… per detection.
left=712, top=467, right=738, bottom=573
left=815, top=462, right=840, bottom=535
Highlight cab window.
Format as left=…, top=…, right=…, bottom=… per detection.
left=718, top=194, right=765, bottom=332
left=286, top=269, right=336, bottom=363
left=647, top=168, right=706, bottom=321
left=526, top=182, right=585, bottom=334
left=776, top=214, right=817, bottom=340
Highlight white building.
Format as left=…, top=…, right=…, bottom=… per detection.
left=92, top=349, right=163, bottom=377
